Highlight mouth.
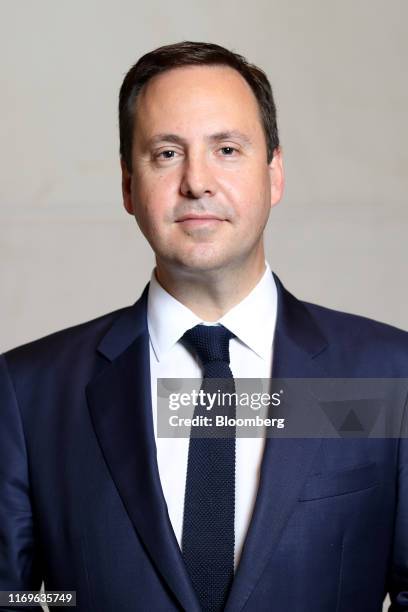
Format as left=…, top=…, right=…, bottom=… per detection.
left=176, top=214, right=225, bottom=226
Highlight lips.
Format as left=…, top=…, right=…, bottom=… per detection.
left=176, top=214, right=223, bottom=222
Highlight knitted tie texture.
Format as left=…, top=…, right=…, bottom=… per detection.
left=181, top=324, right=236, bottom=612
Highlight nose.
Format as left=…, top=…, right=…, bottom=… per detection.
left=180, top=153, right=217, bottom=199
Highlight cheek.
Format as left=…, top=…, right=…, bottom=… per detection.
left=131, top=179, right=177, bottom=234
left=222, top=168, right=270, bottom=218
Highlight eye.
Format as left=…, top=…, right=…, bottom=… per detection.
left=220, top=146, right=238, bottom=156
left=156, top=150, right=177, bottom=160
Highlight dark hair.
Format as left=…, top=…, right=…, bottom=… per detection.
left=119, top=41, right=279, bottom=171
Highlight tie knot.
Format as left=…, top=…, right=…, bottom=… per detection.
left=181, top=324, right=234, bottom=367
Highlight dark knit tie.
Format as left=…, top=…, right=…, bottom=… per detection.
left=181, top=324, right=236, bottom=612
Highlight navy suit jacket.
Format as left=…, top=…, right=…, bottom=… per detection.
left=1, top=273, right=408, bottom=612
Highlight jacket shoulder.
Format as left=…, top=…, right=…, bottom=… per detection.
left=303, top=300, right=408, bottom=374
left=305, top=300, right=408, bottom=340
left=2, top=306, right=131, bottom=371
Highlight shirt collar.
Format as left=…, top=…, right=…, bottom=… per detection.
left=147, top=262, right=277, bottom=362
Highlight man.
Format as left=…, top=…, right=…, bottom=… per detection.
left=0, top=41, right=407, bottom=612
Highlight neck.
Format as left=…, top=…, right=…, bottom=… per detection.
left=154, top=252, right=267, bottom=322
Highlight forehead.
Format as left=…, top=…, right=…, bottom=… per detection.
left=133, top=64, right=264, bottom=140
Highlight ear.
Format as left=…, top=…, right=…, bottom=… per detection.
left=121, top=159, right=134, bottom=215
left=268, top=147, right=284, bottom=209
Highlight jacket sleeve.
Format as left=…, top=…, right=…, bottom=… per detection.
left=0, top=355, right=43, bottom=611
left=387, top=395, right=408, bottom=611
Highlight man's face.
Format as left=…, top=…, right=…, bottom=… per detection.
left=122, top=65, right=284, bottom=275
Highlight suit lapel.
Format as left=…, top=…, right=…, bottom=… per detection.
left=224, top=274, right=329, bottom=612
left=86, top=285, right=201, bottom=612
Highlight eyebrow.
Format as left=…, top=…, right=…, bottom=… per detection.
left=147, top=130, right=253, bottom=148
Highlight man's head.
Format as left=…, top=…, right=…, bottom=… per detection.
left=119, top=41, right=284, bottom=278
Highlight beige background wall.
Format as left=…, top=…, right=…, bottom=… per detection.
left=1, top=1, right=407, bottom=355
left=1, top=1, right=406, bottom=608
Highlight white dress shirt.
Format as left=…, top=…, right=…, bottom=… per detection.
left=147, top=262, right=277, bottom=570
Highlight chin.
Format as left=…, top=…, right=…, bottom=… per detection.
left=156, top=235, right=252, bottom=273
left=182, top=252, right=240, bottom=274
